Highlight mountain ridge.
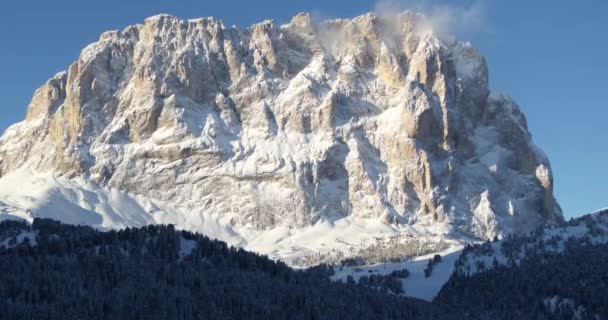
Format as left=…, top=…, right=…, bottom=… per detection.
left=0, top=11, right=561, bottom=263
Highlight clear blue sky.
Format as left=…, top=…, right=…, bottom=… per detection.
left=0, top=0, right=606, bottom=218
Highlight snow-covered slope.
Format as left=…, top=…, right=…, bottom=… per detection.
left=332, top=245, right=463, bottom=301
left=0, top=11, right=561, bottom=263
left=0, top=168, right=459, bottom=264
left=331, top=209, right=608, bottom=302
left=454, top=209, right=608, bottom=276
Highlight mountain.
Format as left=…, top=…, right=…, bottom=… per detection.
left=0, top=12, right=562, bottom=263
left=0, top=218, right=462, bottom=320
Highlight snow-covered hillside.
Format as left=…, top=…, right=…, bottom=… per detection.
left=454, top=209, right=608, bottom=276
left=329, top=209, right=608, bottom=302
left=0, top=168, right=456, bottom=265
left=332, top=245, right=462, bottom=301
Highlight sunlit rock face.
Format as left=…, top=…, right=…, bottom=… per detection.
left=0, top=12, right=561, bottom=245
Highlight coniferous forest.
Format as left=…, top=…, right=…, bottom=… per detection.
left=2, top=217, right=608, bottom=319
left=0, top=219, right=460, bottom=320
left=438, top=242, right=608, bottom=320
left=437, top=213, right=608, bottom=320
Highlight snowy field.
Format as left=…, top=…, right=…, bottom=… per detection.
left=0, top=168, right=462, bottom=265
left=332, top=245, right=463, bottom=301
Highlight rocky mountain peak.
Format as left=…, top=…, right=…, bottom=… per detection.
left=0, top=11, right=561, bottom=261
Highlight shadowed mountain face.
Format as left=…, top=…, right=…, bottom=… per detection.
left=0, top=12, right=561, bottom=261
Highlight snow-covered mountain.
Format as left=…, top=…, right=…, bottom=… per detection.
left=0, top=12, right=562, bottom=263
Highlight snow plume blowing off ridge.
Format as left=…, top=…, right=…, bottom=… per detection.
left=373, top=0, right=489, bottom=38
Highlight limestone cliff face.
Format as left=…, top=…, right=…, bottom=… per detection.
left=0, top=12, right=561, bottom=239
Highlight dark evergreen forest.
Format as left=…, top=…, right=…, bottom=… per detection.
left=0, top=219, right=460, bottom=320
left=2, top=215, right=607, bottom=320
left=437, top=212, right=608, bottom=319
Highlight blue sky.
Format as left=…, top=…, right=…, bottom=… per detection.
left=0, top=0, right=605, bottom=218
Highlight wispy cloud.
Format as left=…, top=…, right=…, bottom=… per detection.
left=374, top=0, right=489, bottom=38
